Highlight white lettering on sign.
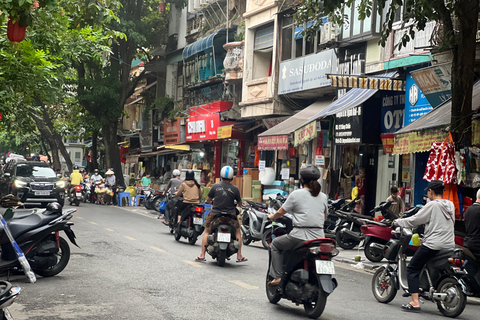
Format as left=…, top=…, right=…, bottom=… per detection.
left=289, top=60, right=332, bottom=77
left=336, top=106, right=362, bottom=118
left=384, top=110, right=404, bottom=130
left=187, top=120, right=206, bottom=134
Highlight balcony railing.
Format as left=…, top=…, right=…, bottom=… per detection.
left=392, top=21, right=436, bottom=57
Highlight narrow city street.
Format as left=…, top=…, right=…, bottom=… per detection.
left=3, top=203, right=480, bottom=320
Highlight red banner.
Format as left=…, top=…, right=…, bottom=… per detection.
left=164, top=119, right=181, bottom=145
left=258, top=135, right=289, bottom=151
left=381, top=134, right=395, bottom=154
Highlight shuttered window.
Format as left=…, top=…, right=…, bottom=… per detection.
left=254, top=23, right=274, bottom=51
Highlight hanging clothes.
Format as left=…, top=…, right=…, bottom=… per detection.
left=423, top=133, right=457, bottom=184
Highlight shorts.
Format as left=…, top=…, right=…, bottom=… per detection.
left=205, top=211, right=240, bottom=233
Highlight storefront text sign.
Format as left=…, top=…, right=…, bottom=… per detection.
left=381, top=92, right=404, bottom=134
left=329, top=75, right=405, bottom=91
left=259, top=160, right=266, bottom=171
left=217, top=125, right=233, bottom=139
left=334, top=106, right=362, bottom=144
left=315, top=155, right=325, bottom=166
left=186, top=113, right=219, bottom=141
left=410, top=63, right=451, bottom=108
left=404, top=69, right=433, bottom=125
left=281, top=168, right=290, bottom=179
left=164, top=119, right=181, bottom=145
left=278, top=49, right=337, bottom=94
left=258, top=135, right=289, bottom=151
left=402, top=154, right=410, bottom=182
left=380, top=134, right=395, bottom=153
left=294, top=121, right=317, bottom=146
left=393, top=130, right=447, bottom=155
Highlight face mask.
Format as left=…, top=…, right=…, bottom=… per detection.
left=95, top=173, right=99, bottom=175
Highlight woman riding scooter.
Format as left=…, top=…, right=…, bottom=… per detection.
left=174, top=170, right=201, bottom=231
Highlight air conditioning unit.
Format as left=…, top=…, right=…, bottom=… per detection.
left=320, top=22, right=339, bottom=44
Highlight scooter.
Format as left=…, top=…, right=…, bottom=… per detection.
left=324, top=199, right=346, bottom=239
left=206, top=212, right=240, bottom=267
left=68, top=185, right=82, bottom=206
left=82, top=179, right=91, bottom=203
left=0, top=204, right=79, bottom=278
left=174, top=204, right=205, bottom=245
left=266, top=237, right=338, bottom=319
left=372, top=227, right=466, bottom=318
left=0, top=281, right=21, bottom=320
left=335, top=199, right=372, bottom=249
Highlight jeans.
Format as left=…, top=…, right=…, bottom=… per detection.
left=407, top=244, right=438, bottom=294
left=268, top=234, right=304, bottom=279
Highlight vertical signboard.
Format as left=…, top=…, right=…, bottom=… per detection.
left=334, top=106, right=362, bottom=144
left=404, top=68, right=433, bottom=125
left=381, top=92, right=404, bottom=133
left=410, top=62, right=451, bottom=108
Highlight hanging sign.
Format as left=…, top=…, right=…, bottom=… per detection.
left=380, top=134, right=395, bottom=153
left=294, top=121, right=317, bottom=146
left=259, top=160, right=266, bottom=171
left=281, top=168, right=290, bottom=179
left=258, top=135, right=289, bottom=151
left=315, top=155, right=325, bottom=166
left=404, top=69, right=433, bottom=125
left=217, top=125, right=233, bottom=139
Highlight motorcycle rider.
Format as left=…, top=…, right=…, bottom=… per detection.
left=174, top=170, right=201, bottom=230
left=105, top=169, right=116, bottom=205
left=464, top=189, right=480, bottom=260
left=162, top=169, right=182, bottom=225
left=90, top=169, right=102, bottom=203
left=392, top=180, right=455, bottom=312
left=195, top=166, right=247, bottom=262
left=266, top=165, right=328, bottom=286
left=69, top=165, right=83, bottom=200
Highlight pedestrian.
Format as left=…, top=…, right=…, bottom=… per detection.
left=141, top=173, right=152, bottom=187
left=464, top=189, right=480, bottom=260
left=386, top=186, right=405, bottom=218
left=105, top=169, right=116, bottom=205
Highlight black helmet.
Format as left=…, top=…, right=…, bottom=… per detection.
left=185, top=170, right=195, bottom=181
left=45, top=202, right=62, bottom=215
left=73, top=165, right=79, bottom=170
left=299, top=165, right=320, bottom=181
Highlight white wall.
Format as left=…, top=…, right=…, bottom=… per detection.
left=376, top=149, right=400, bottom=208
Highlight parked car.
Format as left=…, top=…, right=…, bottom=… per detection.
left=0, top=160, right=66, bottom=207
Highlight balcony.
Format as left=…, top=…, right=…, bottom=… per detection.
left=392, top=21, right=436, bottom=58
left=223, top=41, right=244, bottom=83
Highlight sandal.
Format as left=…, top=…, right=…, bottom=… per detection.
left=236, top=257, right=248, bottom=263
left=401, top=303, right=421, bottom=312
left=162, top=221, right=169, bottom=226
left=195, top=257, right=206, bottom=262
left=268, top=278, right=281, bottom=287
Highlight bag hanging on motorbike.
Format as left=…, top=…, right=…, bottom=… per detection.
left=383, top=239, right=400, bottom=261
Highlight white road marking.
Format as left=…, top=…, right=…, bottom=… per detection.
left=183, top=260, right=203, bottom=268
left=89, top=222, right=98, bottom=225
left=150, top=246, right=165, bottom=252
left=230, top=280, right=259, bottom=290
left=76, top=217, right=84, bottom=219
left=104, top=228, right=114, bottom=232
left=124, top=236, right=136, bottom=240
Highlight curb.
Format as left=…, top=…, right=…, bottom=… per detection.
left=333, top=256, right=380, bottom=271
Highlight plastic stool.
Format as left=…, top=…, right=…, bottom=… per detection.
left=118, top=192, right=132, bottom=206
left=134, top=195, right=145, bottom=206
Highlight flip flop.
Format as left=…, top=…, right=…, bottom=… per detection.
left=268, top=278, right=281, bottom=287
left=162, top=221, right=169, bottom=226
left=236, top=257, right=248, bottom=263
left=401, top=303, right=421, bottom=312
left=195, top=257, right=206, bottom=262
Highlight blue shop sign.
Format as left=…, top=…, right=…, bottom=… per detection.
left=381, top=92, right=405, bottom=133
left=404, top=69, right=433, bottom=125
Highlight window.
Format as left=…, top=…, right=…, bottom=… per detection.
left=16, top=164, right=56, bottom=178
left=253, top=23, right=274, bottom=79
left=341, top=1, right=381, bottom=39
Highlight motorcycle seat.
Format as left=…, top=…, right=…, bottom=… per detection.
left=7, top=213, right=60, bottom=238
left=349, top=213, right=373, bottom=220
left=246, top=200, right=267, bottom=210
left=426, top=248, right=455, bottom=268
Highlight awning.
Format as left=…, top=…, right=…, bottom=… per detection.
left=182, top=29, right=233, bottom=60
left=393, top=80, right=480, bottom=154
left=125, top=97, right=143, bottom=106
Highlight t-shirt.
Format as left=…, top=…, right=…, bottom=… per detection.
left=167, top=178, right=182, bottom=194
left=281, top=189, right=328, bottom=240
left=386, top=195, right=404, bottom=217
left=141, top=176, right=151, bottom=187
left=464, top=202, right=480, bottom=256
left=208, top=181, right=242, bottom=215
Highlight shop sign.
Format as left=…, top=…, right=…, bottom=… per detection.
left=402, top=154, right=410, bottom=182
left=329, top=75, right=405, bottom=91
left=315, top=155, right=325, bottom=166
left=259, top=160, right=266, bottom=171
left=217, top=125, right=233, bottom=139
left=380, top=134, right=395, bottom=153
left=404, top=69, right=433, bottom=125
left=334, top=106, right=362, bottom=144
left=410, top=63, right=452, bottom=108
left=278, top=49, right=336, bottom=94
left=393, top=130, right=447, bottom=155
left=186, top=113, right=219, bottom=141
left=281, top=168, right=290, bottom=179
left=294, top=121, right=317, bottom=146
left=262, top=116, right=289, bottom=129
left=163, top=119, right=181, bottom=145
left=258, top=135, right=289, bottom=151
left=381, top=92, right=404, bottom=134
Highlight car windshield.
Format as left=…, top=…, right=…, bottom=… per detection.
left=16, top=164, right=56, bottom=178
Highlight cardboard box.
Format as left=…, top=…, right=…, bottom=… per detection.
left=233, top=176, right=243, bottom=198
left=243, top=174, right=252, bottom=198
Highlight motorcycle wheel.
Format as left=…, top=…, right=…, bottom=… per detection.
left=188, top=231, right=198, bottom=245
left=241, top=214, right=252, bottom=245
left=436, top=277, right=466, bottom=318
left=153, top=196, right=164, bottom=212
left=75, top=198, right=80, bottom=206
left=303, top=283, right=327, bottom=319
left=261, top=229, right=273, bottom=250
left=217, top=249, right=226, bottom=267
left=83, top=194, right=87, bottom=203
left=265, top=275, right=281, bottom=304
left=174, top=228, right=182, bottom=241
left=364, top=238, right=385, bottom=262
left=335, top=227, right=358, bottom=250
left=371, top=266, right=397, bottom=303
left=32, top=237, right=70, bottom=277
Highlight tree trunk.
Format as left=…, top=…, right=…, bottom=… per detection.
left=32, top=115, right=61, bottom=171
left=91, top=129, right=99, bottom=170
left=103, top=121, right=125, bottom=187
left=451, top=0, right=479, bottom=145
left=39, top=137, right=52, bottom=165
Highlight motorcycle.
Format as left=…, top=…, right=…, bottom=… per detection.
left=206, top=212, right=240, bottom=267
left=372, top=227, right=466, bottom=318
left=324, top=199, right=346, bottom=239
left=240, top=198, right=280, bottom=249
left=0, top=205, right=79, bottom=278
left=145, top=189, right=165, bottom=211
left=0, top=281, right=21, bottom=320
left=335, top=199, right=372, bottom=249
left=266, top=237, right=338, bottom=319
left=447, top=247, right=480, bottom=300
left=174, top=204, right=205, bottom=245
left=81, top=179, right=91, bottom=203
left=68, top=185, right=82, bottom=206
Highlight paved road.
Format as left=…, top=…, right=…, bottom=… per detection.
left=4, top=203, right=480, bottom=319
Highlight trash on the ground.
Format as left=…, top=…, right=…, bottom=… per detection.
left=353, top=262, right=365, bottom=269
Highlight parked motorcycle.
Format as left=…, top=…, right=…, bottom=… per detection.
left=82, top=179, right=91, bottom=203
left=266, top=238, right=338, bottom=319
left=174, top=204, right=205, bottom=245
left=206, top=212, right=240, bottom=267
left=372, top=227, right=465, bottom=317
left=145, top=188, right=165, bottom=211
left=0, top=203, right=79, bottom=277
left=324, top=199, right=346, bottom=239
left=68, top=185, right=82, bottom=206
left=335, top=199, right=372, bottom=249
left=0, top=281, right=21, bottom=320
left=447, top=247, right=480, bottom=300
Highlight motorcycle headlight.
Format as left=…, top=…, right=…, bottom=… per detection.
left=14, top=180, right=27, bottom=188
left=56, top=181, right=66, bottom=188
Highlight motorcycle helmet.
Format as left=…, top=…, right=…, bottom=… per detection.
left=172, top=169, right=180, bottom=177
left=45, top=202, right=62, bottom=215
left=299, top=165, right=320, bottom=181
left=73, top=165, right=79, bottom=170
left=185, top=170, right=195, bottom=181
left=220, top=166, right=234, bottom=180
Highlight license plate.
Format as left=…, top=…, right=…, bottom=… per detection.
left=4, top=309, right=13, bottom=320
left=76, top=192, right=82, bottom=197
left=193, top=217, right=203, bottom=225
left=315, top=260, right=335, bottom=275
left=35, top=191, right=50, bottom=196
left=217, top=232, right=231, bottom=242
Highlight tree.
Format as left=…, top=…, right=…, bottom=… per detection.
left=296, top=0, right=479, bottom=144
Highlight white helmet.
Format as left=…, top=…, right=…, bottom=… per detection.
left=172, top=169, right=180, bottom=177
left=220, top=166, right=234, bottom=180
